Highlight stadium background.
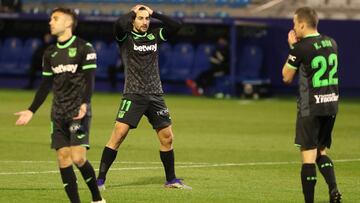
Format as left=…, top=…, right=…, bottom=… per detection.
left=0, top=0, right=359, bottom=202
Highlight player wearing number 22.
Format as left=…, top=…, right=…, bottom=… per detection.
left=282, top=7, right=341, bottom=203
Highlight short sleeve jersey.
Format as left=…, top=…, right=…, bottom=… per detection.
left=117, top=28, right=166, bottom=94
left=286, top=34, right=339, bottom=116
left=42, top=36, right=97, bottom=120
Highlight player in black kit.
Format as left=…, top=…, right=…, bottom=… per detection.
left=96, top=5, right=191, bottom=190
left=282, top=7, right=341, bottom=203
left=15, top=8, right=105, bottom=203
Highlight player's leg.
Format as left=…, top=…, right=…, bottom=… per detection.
left=97, top=95, right=146, bottom=188
left=156, top=125, right=175, bottom=182
left=97, top=121, right=130, bottom=187
left=68, top=116, right=105, bottom=202
left=57, top=147, right=80, bottom=203
left=146, top=95, right=191, bottom=189
left=296, top=115, right=319, bottom=203
left=52, top=118, right=80, bottom=203
left=156, top=125, right=191, bottom=189
left=300, top=148, right=318, bottom=203
left=317, top=148, right=341, bottom=203
left=316, top=116, right=341, bottom=203
left=71, top=146, right=104, bottom=202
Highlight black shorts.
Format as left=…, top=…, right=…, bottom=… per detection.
left=115, top=94, right=172, bottom=129
left=51, top=114, right=91, bottom=150
left=295, top=114, right=336, bottom=150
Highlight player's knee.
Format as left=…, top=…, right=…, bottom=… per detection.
left=57, top=151, right=72, bottom=167
left=160, top=133, right=173, bottom=146
left=72, top=155, right=86, bottom=167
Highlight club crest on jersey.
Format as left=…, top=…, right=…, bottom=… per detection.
left=147, top=34, right=155, bottom=40
left=68, top=48, right=77, bottom=57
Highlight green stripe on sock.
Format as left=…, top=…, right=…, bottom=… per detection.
left=85, top=177, right=93, bottom=183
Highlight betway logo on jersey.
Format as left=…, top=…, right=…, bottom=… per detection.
left=52, top=64, right=78, bottom=74
left=133, top=43, right=157, bottom=52
left=314, top=93, right=339, bottom=104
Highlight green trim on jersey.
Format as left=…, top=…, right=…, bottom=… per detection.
left=56, top=36, right=76, bottom=49
left=159, top=28, right=166, bottom=41
left=286, top=63, right=298, bottom=70
left=131, top=31, right=147, bottom=38
left=116, top=34, right=128, bottom=42
left=86, top=42, right=93, bottom=47
left=304, top=33, right=320, bottom=38
left=42, top=71, right=53, bottom=76
left=82, top=64, right=97, bottom=70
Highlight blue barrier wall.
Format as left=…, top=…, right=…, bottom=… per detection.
left=238, top=18, right=360, bottom=95
left=0, top=13, right=359, bottom=95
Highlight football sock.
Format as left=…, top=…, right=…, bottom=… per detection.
left=60, top=166, right=80, bottom=203
left=160, top=149, right=176, bottom=182
left=301, top=164, right=317, bottom=203
left=98, top=146, right=118, bottom=181
left=316, top=155, right=337, bottom=191
left=77, top=160, right=102, bottom=201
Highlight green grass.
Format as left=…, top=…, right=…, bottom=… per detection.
left=0, top=89, right=359, bottom=203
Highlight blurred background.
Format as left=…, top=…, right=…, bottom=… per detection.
left=0, top=0, right=359, bottom=98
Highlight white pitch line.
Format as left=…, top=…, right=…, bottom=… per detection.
left=1, top=159, right=359, bottom=176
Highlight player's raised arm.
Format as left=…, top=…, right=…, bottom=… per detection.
left=148, top=7, right=182, bottom=40
left=282, top=30, right=299, bottom=84
left=113, top=6, right=140, bottom=42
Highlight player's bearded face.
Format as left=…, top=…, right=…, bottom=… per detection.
left=133, top=10, right=150, bottom=33
left=49, top=12, right=72, bottom=36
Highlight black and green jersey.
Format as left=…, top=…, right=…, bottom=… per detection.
left=287, top=33, right=339, bottom=116
left=118, top=28, right=165, bottom=94
left=114, top=11, right=181, bottom=94
left=42, top=36, right=97, bottom=120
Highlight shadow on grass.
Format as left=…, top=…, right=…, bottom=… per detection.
left=107, top=176, right=164, bottom=188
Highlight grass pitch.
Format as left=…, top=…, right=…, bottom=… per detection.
left=0, top=89, right=359, bottom=203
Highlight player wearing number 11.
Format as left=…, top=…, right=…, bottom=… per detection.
left=282, top=7, right=341, bottom=203
left=96, top=5, right=191, bottom=190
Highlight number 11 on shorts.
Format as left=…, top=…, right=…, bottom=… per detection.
left=118, top=99, right=132, bottom=118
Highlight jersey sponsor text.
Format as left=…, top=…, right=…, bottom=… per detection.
left=314, top=93, right=339, bottom=104
left=133, top=43, right=157, bottom=52
left=52, top=64, right=78, bottom=74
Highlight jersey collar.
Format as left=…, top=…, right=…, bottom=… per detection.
left=57, top=35, right=76, bottom=49
left=304, top=33, right=320, bottom=38
left=131, top=31, right=147, bottom=38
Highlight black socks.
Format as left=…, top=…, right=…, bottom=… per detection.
left=316, top=155, right=337, bottom=191
left=77, top=160, right=102, bottom=201
left=60, top=166, right=80, bottom=203
left=160, top=149, right=176, bottom=182
left=301, top=164, right=317, bottom=203
left=98, top=146, right=118, bottom=181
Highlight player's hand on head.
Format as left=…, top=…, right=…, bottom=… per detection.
left=131, top=5, right=143, bottom=13
left=14, top=110, right=33, bottom=125
left=288, top=30, right=298, bottom=47
left=142, top=5, right=153, bottom=15
left=73, top=103, right=87, bottom=120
